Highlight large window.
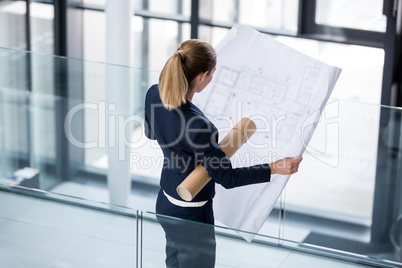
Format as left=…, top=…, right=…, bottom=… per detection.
left=0, top=1, right=29, bottom=50
left=316, top=0, right=386, bottom=32
left=0, top=0, right=54, bottom=54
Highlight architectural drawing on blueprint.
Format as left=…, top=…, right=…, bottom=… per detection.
left=192, top=25, right=342, bottom=241
left=197, top=59, right=325, bottom=159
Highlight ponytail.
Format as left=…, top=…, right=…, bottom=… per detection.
left=159, top=40, right=217, bottom=111
left=159, top=51, right=188, bottom=111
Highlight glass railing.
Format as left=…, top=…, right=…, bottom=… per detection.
left=0, top=47, right=401, bottom=266
left=1, top=185, right=400, bottom=268
left=140, top=210, right=399, bottom=268
left=0, top=184, right=139, bottom=267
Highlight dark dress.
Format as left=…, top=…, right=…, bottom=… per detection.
left=144, top=84, right=271, bottom=267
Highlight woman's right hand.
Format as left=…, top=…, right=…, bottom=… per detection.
left=270, top=156, right=303, bottom=175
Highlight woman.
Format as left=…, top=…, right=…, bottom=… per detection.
left=144, top=39, right=302, bottom=268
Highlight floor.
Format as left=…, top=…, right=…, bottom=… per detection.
left=0, top=190, right=380, bottom=268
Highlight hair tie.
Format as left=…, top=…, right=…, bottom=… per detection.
left=176, top=49, right=185, bottom=60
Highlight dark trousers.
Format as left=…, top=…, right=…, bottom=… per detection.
left=156, top=190, right=216, bottom=268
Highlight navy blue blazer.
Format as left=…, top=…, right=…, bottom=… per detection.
left=144, top=84, right=271, bottom=202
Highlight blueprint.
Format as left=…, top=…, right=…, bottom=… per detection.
left=192, top=25, right=342, bottom=241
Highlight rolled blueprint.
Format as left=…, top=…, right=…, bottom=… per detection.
left=177, top=117, right=257, bottom=201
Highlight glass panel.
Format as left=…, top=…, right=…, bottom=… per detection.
left=141, top=212, right=395, bottom=267
left=275, top=36, right=384, bottom=104
left=284, top=104, right=402, bottom=264
left=83, top=11, right=147, bottom=66
left=199, top=0, right=299, bottom=33
left=0, top=187, right=137, bottom=267
left=316, top=0, right=386, bottom=32
left=284, top=99, right=378, bottom=238
left=239, top=0, right=298, bottom=33
left=0, top=46, right=162, bottom=194
left=83, top=9, right=106, bottom=63
left=82, top=0, right=191, bottom=16
left=0, top=49, right=30, bottom=184
left=83, top=0, right=105, bottom=6
left=199, top=25, right=230, bottom=47
left=133, top=16, right=144, bottom=68
left=30, top=54, right=57, bottom=190
left=32, top=0, right=53, bottom=3
left=147, top=19, right=188, bottom=71
left=0, top=48, right=82, bottom=190
left=375, top=106, right=402, bottom=258
left=199, top=0, right=238, bottom=23
left=30, top=1, right=54, bottom=54
left=83, top=10, right=191, bottom=70
left=82, top=59, right=106, bottom=169
left=2, top=182, right=401, bottom=267
left=82, top=60, right=161, bottom=184
left=141, top=212, right=281, bottom=268
left=139, top=0, right=190, bottom=16
left=0, top=0, right=28, bottom=50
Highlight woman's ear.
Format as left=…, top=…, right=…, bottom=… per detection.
left=200, top=71, right=209, bottom=82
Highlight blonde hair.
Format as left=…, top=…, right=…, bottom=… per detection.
left=159, top=39, right=216, bottom=110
